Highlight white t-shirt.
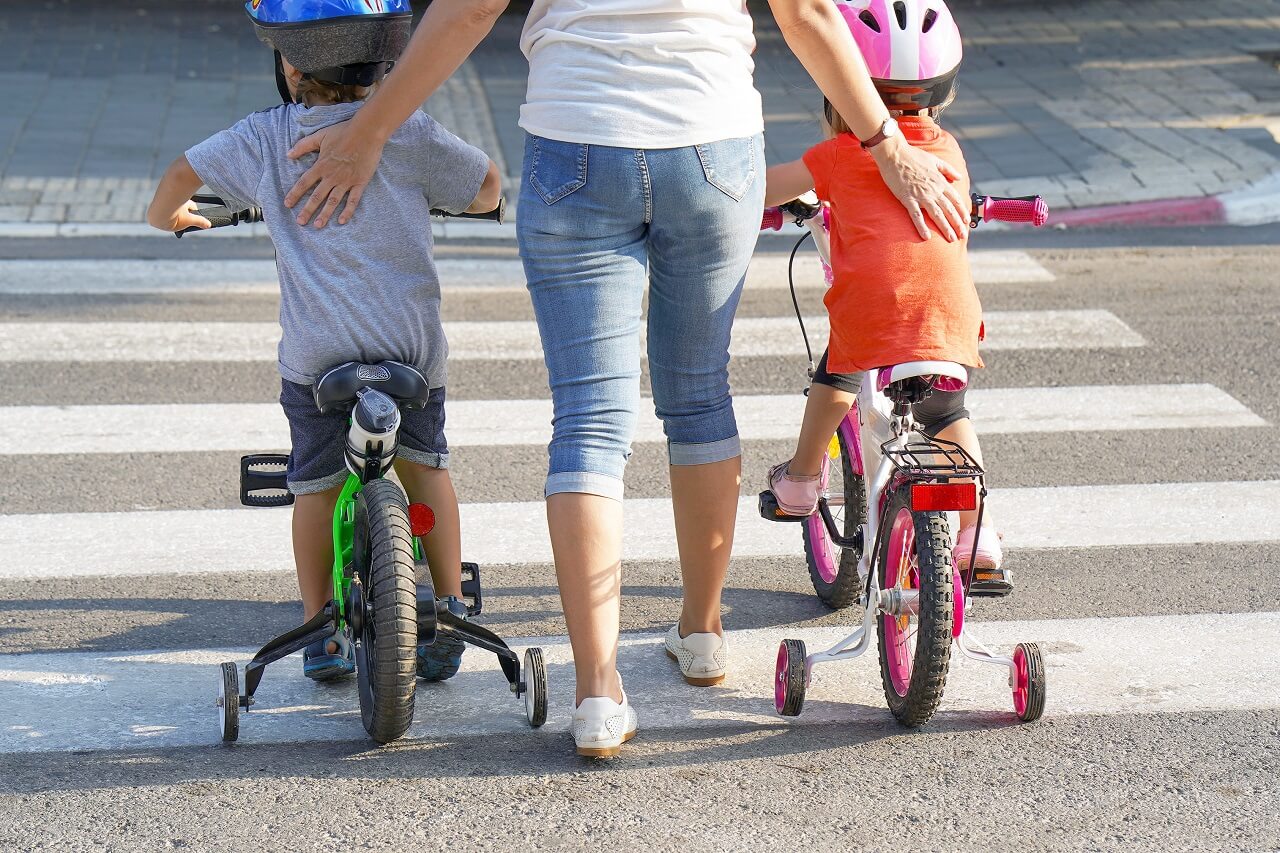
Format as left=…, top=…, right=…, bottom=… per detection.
left=519, top=0, right=764, bottom=148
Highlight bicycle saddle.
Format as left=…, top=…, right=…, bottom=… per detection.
left=312, top=360, right=430, bottom=415
left=876, top=361, right=969, bottom=403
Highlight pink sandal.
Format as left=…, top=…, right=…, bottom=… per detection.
left=765, top=457, right=829, bottom=517
left=954, top=524, right=1011, bottom=597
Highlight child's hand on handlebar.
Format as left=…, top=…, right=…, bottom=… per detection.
left=153, top=200, right=212, bottom=234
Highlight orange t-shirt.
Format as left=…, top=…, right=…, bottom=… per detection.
left=802, top=117, right=983, bottom=374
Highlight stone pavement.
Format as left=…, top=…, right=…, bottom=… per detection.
left=4, top=0, right=1280, bottom=223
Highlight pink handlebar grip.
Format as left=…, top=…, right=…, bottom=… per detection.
left=982, top=196, right=1049, bottom=227
left=761, top=207, right=784, bottom=231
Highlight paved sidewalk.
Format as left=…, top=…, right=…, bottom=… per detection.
left=4, top=0, right=1280, bottom=223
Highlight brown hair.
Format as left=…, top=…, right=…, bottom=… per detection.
left=821, top=87, right=956, bottom=139
left=293, top=77, right=376, bottom=107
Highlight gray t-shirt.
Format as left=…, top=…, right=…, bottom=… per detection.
left=186, top=101, right=488, bottom=386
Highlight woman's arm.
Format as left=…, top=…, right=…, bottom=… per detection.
left=766, top=0, right=969, bottom=241
left=285, top=0, right=510, bottom=227
left=147, top=155, right=212, bottom=233
left=765, top=160, right=815, bottom=207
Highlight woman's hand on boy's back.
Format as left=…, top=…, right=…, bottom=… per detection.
left=285, top=121, right=386, bottom=228
left=869, top=136, right=969, bottom=242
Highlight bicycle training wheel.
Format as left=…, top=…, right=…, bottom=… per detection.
left=875, top=485, right=955, bottom=727
left=801, top=419, right=869, bottom=609
left=353, top=478, right=418, bottom=744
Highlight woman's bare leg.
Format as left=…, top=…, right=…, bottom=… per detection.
left=669, top=456, right=740, bottom=637
left=547, top=493, right=625, bottom=705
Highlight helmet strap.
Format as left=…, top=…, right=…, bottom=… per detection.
left=304, top=61, right=394, bottom=88
left=273, top=51, right=294, bottom=104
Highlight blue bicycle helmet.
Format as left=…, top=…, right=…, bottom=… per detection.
left=247, top=0, right=412, bottom=92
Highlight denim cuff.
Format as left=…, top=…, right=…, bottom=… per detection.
left=667, top=435, right=742, bottom=466
left=398, top=447, right=449, bottom=470
left=545, top=471, right=625, bottom=502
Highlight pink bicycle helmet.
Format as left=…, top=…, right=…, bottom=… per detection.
left=836, top=0, right=962, bottom=110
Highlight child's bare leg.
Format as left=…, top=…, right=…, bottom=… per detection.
left=929, top=418, right=993, bottom=531
left=788, top=382, right=856, bottom=477
left=394, top=459, right=462, bottom=597
left=292, top=484, right=342, bottom=650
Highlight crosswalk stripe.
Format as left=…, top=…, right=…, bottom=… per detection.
left=2, top=481, right=1277, bottom=580
left=0, top=252, right=1055, bottom=295
left=1, top=612, right=1275, bottom=752
left=0, top=385, right=1261, bottom=456
left=0, top=310, right=1142, bottom=363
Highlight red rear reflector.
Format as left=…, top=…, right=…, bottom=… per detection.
left=910, top=482, right=977, bottom=512
left=408, top=503, right=436, bottom=537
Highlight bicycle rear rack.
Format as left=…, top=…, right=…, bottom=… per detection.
left=881, top=435, right=985, bottom=481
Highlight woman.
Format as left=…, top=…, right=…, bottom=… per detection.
left=285, top=0, right=970, bottom=758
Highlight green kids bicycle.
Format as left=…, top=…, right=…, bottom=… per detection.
left=182, top=196, right=549, bottom=745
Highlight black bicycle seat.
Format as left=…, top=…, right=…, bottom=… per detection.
left=312, top=360, right=430, bottom=415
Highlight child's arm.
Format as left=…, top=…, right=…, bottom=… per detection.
left=465, top=159, right=502, bottom=214
left=765, top=159, right=816, bottom=207
left=146, top=155, right=211, bottom=233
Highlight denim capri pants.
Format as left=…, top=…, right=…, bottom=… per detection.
left=517, top=133, right=765, bottom=501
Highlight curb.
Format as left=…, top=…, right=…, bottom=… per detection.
left=1052, top=172, right=1280, bottom=230
left=1, top=173, right=1277, bottom=237
left=0, top=221, right=519, bottom=240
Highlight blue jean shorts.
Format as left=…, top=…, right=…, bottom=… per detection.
left=517, top=133, right=765, bottom=501
left=280, top=379, right=449, bottom=495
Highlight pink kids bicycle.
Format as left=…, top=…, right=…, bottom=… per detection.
left=759, top=192, right=1050, bottom=726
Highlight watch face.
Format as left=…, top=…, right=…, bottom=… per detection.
left=885, top=118, right=901, bottom=137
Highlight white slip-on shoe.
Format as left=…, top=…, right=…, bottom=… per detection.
left=572, top=687, right=638, bottom=758
left=664, top=624, right=728, bottom=686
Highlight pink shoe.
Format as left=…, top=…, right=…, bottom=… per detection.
left=954, top=524, right=1011, bottom=597
left=766, top=457, right=828, bottom=517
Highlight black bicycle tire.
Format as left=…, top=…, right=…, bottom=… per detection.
left=354, top=478, right=418, bottom=744
left=801, top=427, right=869, bottom=609
left=875, top=486, right=954, bottom=727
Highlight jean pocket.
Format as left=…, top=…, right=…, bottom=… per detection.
left=695, top=135, right=759, bottom=201
left=527, top=135, right=589, bottom=205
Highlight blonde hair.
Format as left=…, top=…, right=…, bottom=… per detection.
left=294, top=77, right=376, bottom=107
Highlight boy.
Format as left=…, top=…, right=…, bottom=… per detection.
left=147, top=0, right=501, bottom=680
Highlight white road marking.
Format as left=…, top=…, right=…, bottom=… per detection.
left=1, top=480, right=1277, bottom=580
left=0, top=252, right=1054, bottom=295
left=0, top=385, right=1261, bottom=456
left=0, top=310, right=1142, bottom=363
left=1, top=612, right=1276, bottom=752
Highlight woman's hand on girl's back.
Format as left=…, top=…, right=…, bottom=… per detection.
left=870, top=136, right=970, bottom=242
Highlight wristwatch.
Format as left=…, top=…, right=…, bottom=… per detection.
left=861, top=117, right=901, bottom=150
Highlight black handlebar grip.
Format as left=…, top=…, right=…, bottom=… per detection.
left=430, top=196, right=506, bottom=223
left=174, top=202, right=263, bottom=237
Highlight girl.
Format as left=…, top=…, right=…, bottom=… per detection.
left=765, top=0, right=1009, bottom=595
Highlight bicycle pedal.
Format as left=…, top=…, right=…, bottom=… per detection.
left=240, top=455, right=293, bottom=507
left=460, top=562, right=483, bottom=616
left=757, top=491, right=808, bottom=523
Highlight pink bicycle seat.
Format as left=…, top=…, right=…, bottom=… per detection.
left=876, top=361, right=969, bottom=394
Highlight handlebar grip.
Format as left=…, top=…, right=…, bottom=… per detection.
left=201, top=205, right=238, bottom=229
left=174, top=198, right=263, bottom=237
left=431, top=196, right=506, bottom=223
left=761, top=207, right=784, bottom=232
left=982, top=195, right=1049, bottom=227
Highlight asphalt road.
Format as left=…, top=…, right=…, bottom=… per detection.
left=1, top=226, right=1278, bottom=852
